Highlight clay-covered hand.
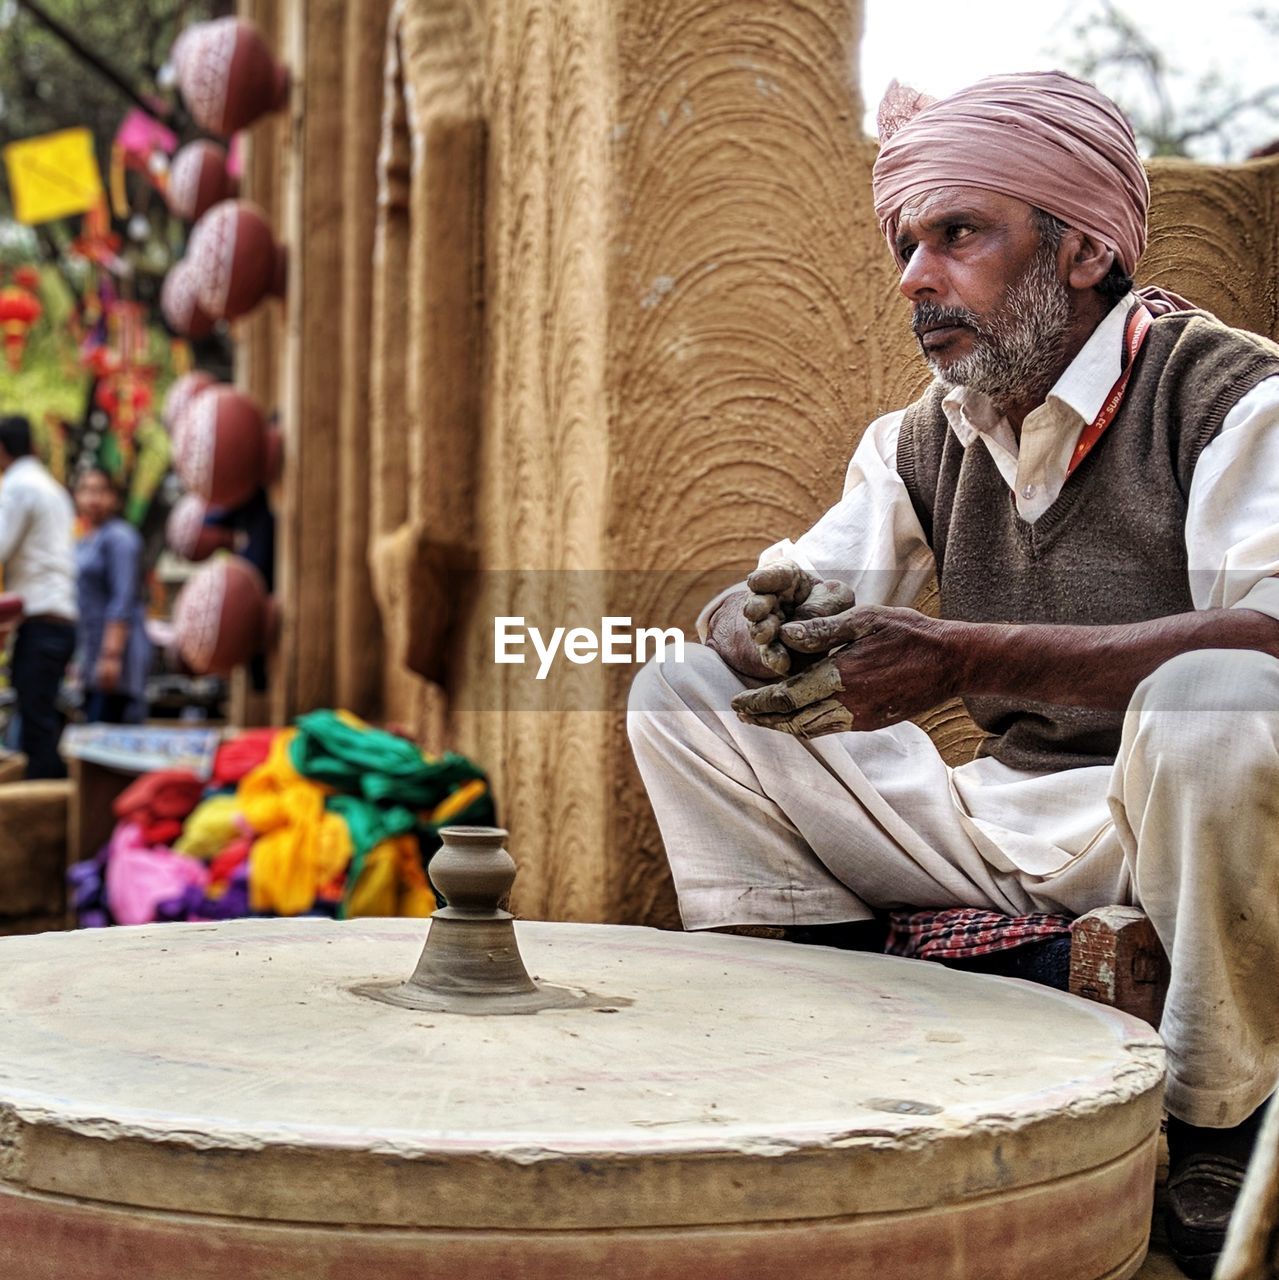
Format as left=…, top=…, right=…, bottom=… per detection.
left=741, top=560, right=856, bottom=675
left=731, top=605, right=964, bottom=737
left=730, top=656, right=854, bottom=736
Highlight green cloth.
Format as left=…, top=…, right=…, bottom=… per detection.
left=290, top=709, right=499, bottom=914
left=326, top=794, right=419, bottom=858
left=289, top=710, right=486, bottom=808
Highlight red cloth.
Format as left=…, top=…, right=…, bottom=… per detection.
left=213, top=729, right=278, bottom=785
left=207, top=837, right=252, bottom=888
left=885, top=907, right=1072, bottom=961
left=114, top=770, right=205, bottom=826
left=140, top=817, right=184, bottom=847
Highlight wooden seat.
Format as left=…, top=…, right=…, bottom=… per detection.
left=1069, top=905, right=1171, bottom=1029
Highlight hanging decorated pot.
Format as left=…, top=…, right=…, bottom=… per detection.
left=167, top=24, right=203, bottom=85
left=166, top=493, right=234, bottom=562
left=160, top=261, right=217, bottom=339
left=166, top=141, right=238, bottom=223
left=174, top=17, right=289, bottom=138
left=172, top=554, right=273, bottom=675
left=172, top=385, right=281, bottom=510
left=185, top=201, right=286, bottom=323
left=162, top=370, right=216, bottom=433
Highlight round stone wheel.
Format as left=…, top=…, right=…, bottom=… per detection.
left=0, top=919, right=1164, bottom=1280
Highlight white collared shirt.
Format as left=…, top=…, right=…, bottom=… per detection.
left=0, top=456, right=78, bottom=621
left=705, top=296, right=1279, bottom=632
left=940, top=294, right=1140, bottom=523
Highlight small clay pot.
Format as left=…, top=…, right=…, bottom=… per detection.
left=175, top=17, right=289, bottom=137
left=186, top=200, right=286, bottom=322
left=172, top=554, right=272, bottom=675
left=166, top=141, right=238, bottom=223
left=166, top=493, right=234, bottom=562
left=430, top=828, right=516, bottom=914
left=172, top=385, right=280, bottom=510
left=160, top=261, right=217, bottom=339
left=162, top=370, right=217, bottom=433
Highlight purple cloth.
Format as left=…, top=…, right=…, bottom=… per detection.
left=67, top=845, right=112, bottom=928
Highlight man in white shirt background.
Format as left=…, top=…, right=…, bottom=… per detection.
left=628, top=71, right=1279, bottom=1277
left=0, top=415, right=78, bottom=780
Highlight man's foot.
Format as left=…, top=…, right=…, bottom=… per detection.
left=1164, top=1105, right=1267, bottom=1277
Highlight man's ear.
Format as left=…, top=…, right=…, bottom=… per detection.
left=1060, top=228, right=1115, bottom=291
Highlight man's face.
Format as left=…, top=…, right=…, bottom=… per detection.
left=894, top=186, right=1073, bottom=403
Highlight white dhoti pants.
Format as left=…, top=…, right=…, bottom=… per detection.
left=627, top=643, right=1279, bottom=1129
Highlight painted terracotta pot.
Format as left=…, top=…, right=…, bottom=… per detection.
left=166, top=493, right=234, bottom=563
left=174, top=17, right=289, bottom=137
left=160, top=261, right=216, bottom=339
left=162, top=370, right=217, bottom=433
left=172, top=554, right=271, bottom=675
left=166, top=142, right=238, bottom=223
left=173, top=385, right=280, bottom=510
left=186, top=201, right=286, bottom=322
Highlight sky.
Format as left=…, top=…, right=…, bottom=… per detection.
left=860, top=0, right=1279, bottom=160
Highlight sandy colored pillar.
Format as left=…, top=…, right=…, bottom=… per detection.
left=331, top=0, right=393, bottom=719
left=433, top=0, right=888, bottom=923
left=271, top=0, right=347, bottom=721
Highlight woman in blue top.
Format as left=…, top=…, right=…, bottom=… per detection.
left=73, top=468, right=151, bottom=723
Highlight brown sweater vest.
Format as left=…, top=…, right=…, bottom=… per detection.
left=897, top=310, right=1279, bottom=771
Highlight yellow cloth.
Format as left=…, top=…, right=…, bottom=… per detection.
left=425, top=777, right=487, bottom=826
left=173, top=795, right=244, bottom=860
left=239, top=730, right=353, bottom=916
left=344, top=835, right=435, bottom=919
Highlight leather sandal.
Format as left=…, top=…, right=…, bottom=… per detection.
left=1164, top=1151, right=1248, bottom=1278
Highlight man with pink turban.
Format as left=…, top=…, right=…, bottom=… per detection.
left=629, top=71, right=1279, bottom=1276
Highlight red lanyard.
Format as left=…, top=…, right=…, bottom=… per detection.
left=1065, top=303, right=1153, bottom=478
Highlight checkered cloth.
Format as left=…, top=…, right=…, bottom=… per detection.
left=885, top=907, right=1074, bottom=961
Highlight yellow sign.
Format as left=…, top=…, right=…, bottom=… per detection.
left=3, top=128, right=105, bottom=225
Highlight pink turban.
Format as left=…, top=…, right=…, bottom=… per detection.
left=872, top=71, right=1150, bottom=275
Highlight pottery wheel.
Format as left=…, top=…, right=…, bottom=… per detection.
left=0, top=917, right=1164, bottom=1280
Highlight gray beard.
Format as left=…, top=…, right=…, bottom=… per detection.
left=926, top=246, right=1073, bottom=408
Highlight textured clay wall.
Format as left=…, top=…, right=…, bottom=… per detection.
left=438, top=0, right=889, bottom=924
left=260, top=0, right=1279, bottom=927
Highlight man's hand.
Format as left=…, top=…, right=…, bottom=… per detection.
left=94, top=653, right=122, bottom=693
left=729, top=602, right=1279, bottom=738
left=731, top=605, right=963, bottom=736
left=741, top=560, right=856, bottom=675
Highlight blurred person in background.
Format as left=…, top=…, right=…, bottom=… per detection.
left=73, top=466, right=151, bottom=725
left=0, top=415, right=78, bottom=778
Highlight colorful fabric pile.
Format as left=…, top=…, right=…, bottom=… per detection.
left=68, top=711, right=495, bottom=929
